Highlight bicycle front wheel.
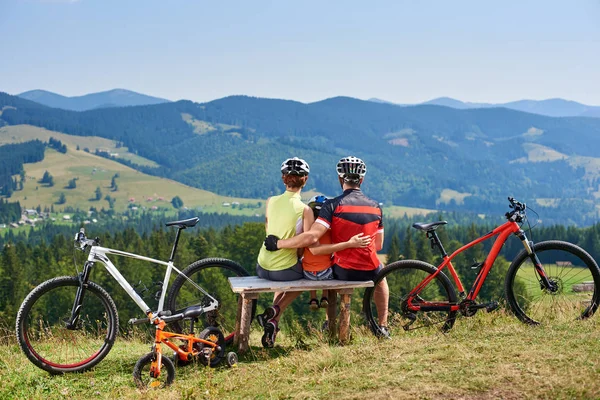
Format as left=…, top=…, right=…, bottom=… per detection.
left=133, top=352, right=175, bottom=390
left=16, top=276, right=119, bottom=374
left=363, top=260, right=458, bottom=337
left=167, top=258, right=256, bottom=345
left=505, top=240, right=600, bottom=325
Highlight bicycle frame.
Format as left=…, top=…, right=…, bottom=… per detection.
left=152, top=319, right=219, bottom=366
left=67, top=244, right=218, bottom=328
left=408, top=220, right=552, bottom=312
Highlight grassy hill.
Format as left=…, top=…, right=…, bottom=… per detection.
left=0, top=125, right=158, bottom=167
left=1, top=126, right=264, bottom=216
left=1, top=311, right=599, bottom=399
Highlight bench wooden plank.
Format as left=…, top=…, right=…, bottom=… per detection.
left=229, top=276, right=373, bottom=293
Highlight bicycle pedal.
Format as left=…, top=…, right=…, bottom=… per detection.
left=485, top=301, right=499, bottom=313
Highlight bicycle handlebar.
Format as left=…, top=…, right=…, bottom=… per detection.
left=506, top=197, right=526, bottom=222
left=74, top=228, right=100, bottom=250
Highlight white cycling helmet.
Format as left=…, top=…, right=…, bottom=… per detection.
left=281, top=157, right=310, bottom=176
left=336, top=156, right=367, bottom=181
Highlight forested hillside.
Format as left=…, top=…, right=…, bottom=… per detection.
left=2, top=215, right=600, bottom=329
left=2, top=92, right=600, bottom=224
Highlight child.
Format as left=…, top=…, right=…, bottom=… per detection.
left=302, top=195, right=371, bottom=310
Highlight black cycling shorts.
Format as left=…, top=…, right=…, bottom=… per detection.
left=333, top=264, right=383, bottom=281
left=256, top=261, right=303, bottom=281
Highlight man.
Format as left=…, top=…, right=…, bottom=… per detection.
left=265, top=156, right=390, bottom=337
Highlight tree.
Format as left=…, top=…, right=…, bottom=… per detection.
left=57, top=193, right=66, bottom=205
left=66, top=178, right=77, bottom=189
left=416, top=231, right=434, bottom=264
left=403, top=226, right=417, bottom=260
left=39, top=171, right=54, bottom=187
left=0, top=243, right=26, bottom=321
left=104, top=194, right=115, bottom=209
left=171, top=196, right=184, bottom=209
left=95, top=186, right=102, bottom=201
left=386, top=234, right=401, bottom=265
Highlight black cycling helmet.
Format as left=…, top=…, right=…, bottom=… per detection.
left=336, top=156, right=366, bottom=183
left=308, top=195, right=328, bottom=219
left=281, top=157, right=310, bottom=176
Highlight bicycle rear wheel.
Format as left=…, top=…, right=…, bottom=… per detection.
left=16, top=276, right=119, bottom=374
left=363, top=260, right=458, bottom=337
left=505, top=240, right=600, bottom=325
left=166, top=258, right=256, bottom=345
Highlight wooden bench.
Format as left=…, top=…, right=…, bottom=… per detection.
left=228, top=276, right=374, bottom=353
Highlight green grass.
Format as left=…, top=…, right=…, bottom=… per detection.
left=516, top=264, right=594, bottom=296
left=437, top=188, right=472, bottom=206
left=2, top=310, right=600, bottom=399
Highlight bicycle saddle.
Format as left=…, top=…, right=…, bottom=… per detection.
left=412, top=221, right=448, bottom=231
left=165, top=217, right=200, bottom=229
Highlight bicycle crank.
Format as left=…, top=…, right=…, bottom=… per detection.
left=460, top=300, right=499, bottom=316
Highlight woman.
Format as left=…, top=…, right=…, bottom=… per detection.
left=256, top=157, right=313, bottom=348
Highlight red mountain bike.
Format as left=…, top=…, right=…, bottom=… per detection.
left=364, top=197, right=600, bottom=336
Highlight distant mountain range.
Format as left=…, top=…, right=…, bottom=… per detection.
left=2, top=91, right=600, bottom=225
left=15, top=88, right=600, bottom=118
left=17, top=89, right=170, bottom=111
left=368, top=97, right=600, bottom=118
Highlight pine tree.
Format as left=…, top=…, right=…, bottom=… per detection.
left=95, top=186, right=102, bottom=201
left=386, top=234, right=401, bottom=265
left=0, top=243, right=25, bottom=321
left=171, top=196, right=184, bottom=209
left=416, top=232, right=434, bottom=264
left=403, top=226, right=417, bottom=260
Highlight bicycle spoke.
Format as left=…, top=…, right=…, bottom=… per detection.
left=507, top=241, right=599, bottom=325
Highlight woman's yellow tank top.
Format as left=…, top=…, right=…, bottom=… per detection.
left=257, top=191, right=305, bottom=271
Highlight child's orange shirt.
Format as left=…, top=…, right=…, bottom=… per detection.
left=302, top=230, right=333, bottom=272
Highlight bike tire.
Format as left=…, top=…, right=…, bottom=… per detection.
left=166, top=257, right=256, bottom=346
left=133, top=352, right=175, bottom=389
left=16, top=276, right=119, bottom=374
left=363, top=260, right=458, bottom=337
left=198, top=326, right=226, bottom=367
left=505, top=240, right=600, bottom=325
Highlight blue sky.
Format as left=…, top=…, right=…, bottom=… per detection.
left=1, top=0, right=599, bottom=104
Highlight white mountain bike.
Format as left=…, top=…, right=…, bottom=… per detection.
left=15, top=217, right=256, bottom=374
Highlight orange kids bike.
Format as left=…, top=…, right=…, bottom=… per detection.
left=132, top=309, right=237, bottom=389
left=363, top=197, right=600, bottom=336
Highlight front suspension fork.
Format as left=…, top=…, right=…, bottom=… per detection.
left=66, top=261, right=94, bottom=329
left=517, top=231, right=556, bottom=292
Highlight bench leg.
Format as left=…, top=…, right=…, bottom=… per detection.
left=327, top=290, right=337, bottom=339
left=338, top=289, right=353, bottom=345
left=233, top=294, right=244, bottom=347
left=237, top=293, right=258, bottom=354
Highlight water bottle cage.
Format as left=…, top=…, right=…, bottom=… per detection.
left=470, top=262, right=484, bottom=270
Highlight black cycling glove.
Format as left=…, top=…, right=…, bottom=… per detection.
left=264, top=235, right=280, bottom=251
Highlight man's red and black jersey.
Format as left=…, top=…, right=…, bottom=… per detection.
left=316, top=188, right=383, bottom=271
